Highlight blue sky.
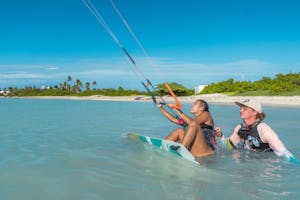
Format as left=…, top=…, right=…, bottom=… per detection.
left=0, top=0, right=299, bottom=90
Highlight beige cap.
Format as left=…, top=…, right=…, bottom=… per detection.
left=235, top=99, right=262, bottom=113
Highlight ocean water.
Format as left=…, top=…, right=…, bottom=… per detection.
left=0, top=98, right=299, bottom=200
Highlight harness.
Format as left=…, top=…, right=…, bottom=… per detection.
left=200, top=123, right=214, bottom=130
left=200, top=123, right=216, bottom=150
left=237, top=121, right=272, bottom=151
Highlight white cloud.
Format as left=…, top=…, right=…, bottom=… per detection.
left=0, top=58, right=298, bottom=88
left=150, top=59, right=285, bottom=76
left=72, top=69, right=131, bottom=76
left=46, top=66, right=59, bottom=70
left=0, top=72, right=46, bottom=79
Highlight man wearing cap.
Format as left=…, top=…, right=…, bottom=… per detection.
left=225, top=98, right=296, bottom=161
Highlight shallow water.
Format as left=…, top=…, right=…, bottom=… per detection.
left=0, top=98, right=299, bottom=200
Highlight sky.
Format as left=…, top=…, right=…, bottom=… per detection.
left=0, top=0, right=300, bottom=90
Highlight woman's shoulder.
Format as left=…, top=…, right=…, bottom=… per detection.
left=233, top=123, right=242, bottom=132
left=257, top=122, right=277, bottom=136
left=257, top=122, right=272, bottom=129
left=205, top=111, right=214, bottom=118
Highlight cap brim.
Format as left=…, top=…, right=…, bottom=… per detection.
left=234, top=101, right=262, bottom=113
left=235, top=101, right=243, bottom=107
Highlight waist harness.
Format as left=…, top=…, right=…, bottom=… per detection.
left=237, top=121, right=272, bottom=151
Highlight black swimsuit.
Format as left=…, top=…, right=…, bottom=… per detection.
left=200, top=123, right=216, bottom=150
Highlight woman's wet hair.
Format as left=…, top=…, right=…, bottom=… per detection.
left=197, top=99, right=209, bottom=111
left=256, top=112, right=266, bottom=121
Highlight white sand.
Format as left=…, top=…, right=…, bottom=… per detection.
left=11, top=94, right=300, bottom=107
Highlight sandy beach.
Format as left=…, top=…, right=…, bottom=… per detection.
left=9, top=94, right=300, bottom=107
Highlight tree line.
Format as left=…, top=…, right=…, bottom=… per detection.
left=3, top=76, right=147, bottom=97
left=200, top=72, right=300, bottom=95
left=1, top=72, right=299, bottom=97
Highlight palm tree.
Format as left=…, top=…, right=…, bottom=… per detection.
left=63, top=81, right=68, bottom=90
left=85, top=82, right=91, bottom=91
left=67, top=76, right=72, bottom=82
left=75, top=79, right=82, bottom=93
left=71, top=85, right=76, bottom=93
left=67, top=76, right=72, bottom=93
left=92, top=81, right=97, bottom=90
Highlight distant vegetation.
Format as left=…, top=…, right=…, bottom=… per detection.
left=156, top=82, right=194, bottom=96
left=200, top=72, right=300, bottom=96
left=5, top=86, right=147, bottom=97
left=1, top=76, right=147, bottom=97
left=1, top=73, right=299, bottom=97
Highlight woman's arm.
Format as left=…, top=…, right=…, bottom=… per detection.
left=228, top=125, right=241, bottom=148
left=193, top=112, right=212, bottom=125
left=157, top=103, right=180, bottom=124
left=218, top=125, right=241, bottom=150
left=258, top=123, right=296, bottom=161
left=173, top=109, right=192, bottom=125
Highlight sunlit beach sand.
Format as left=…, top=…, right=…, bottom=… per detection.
left=6, top=94, right=300, bottom=107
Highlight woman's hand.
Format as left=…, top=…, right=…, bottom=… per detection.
left=156, top=101, right=163, bottom=108
left=214, top=127, right=224, bottom=139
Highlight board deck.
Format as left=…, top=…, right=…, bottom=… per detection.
left=128, top=132, right=198, bottom=164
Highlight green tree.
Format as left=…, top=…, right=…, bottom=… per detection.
left=85, top=82, right=91, bottom=91
left=92, top=81, right=97, bottom=90
left=201, top=72, right=300, bottom=95
left=67, top=76, right=72, bottom=92
left=75, top=79, right=82, bottom=93
left=156, top=82, right=193, bottom=96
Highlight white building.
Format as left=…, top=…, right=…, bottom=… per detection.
left=0, top=90, right=10, bottom=96
left=41, top=85, right=51, bottom=90
left=194, top=85, right=207, bottom=95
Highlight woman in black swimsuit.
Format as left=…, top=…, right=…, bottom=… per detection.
left=157, top=99, right=216, bottom=157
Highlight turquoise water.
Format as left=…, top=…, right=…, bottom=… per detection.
left=0, top=98, right=299, bottom=200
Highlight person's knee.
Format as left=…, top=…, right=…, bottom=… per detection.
left=177, top=127, right=185, bottom=132
left=173, top=128, right=184, bottom=134
left=188, top=120, right=197, bottom=128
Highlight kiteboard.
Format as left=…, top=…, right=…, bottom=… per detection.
left=128, top=132, right=198, bottom=164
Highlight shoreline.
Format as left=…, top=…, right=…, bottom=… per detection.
left=3, top=94, right=300, bottom=107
